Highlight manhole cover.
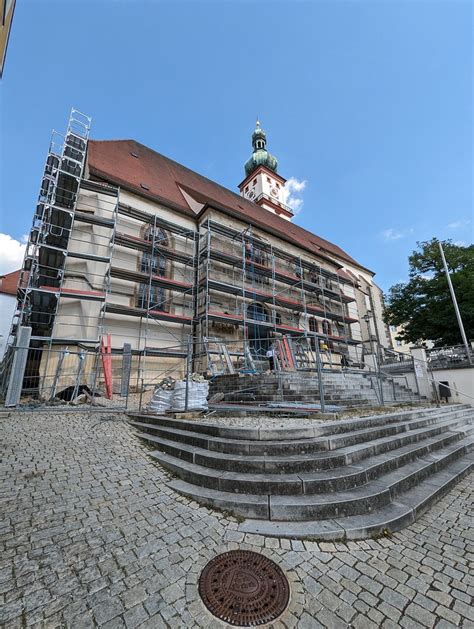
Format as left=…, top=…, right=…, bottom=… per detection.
left=198, top=550, right=290, bottom=626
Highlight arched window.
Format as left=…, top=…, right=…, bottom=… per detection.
left=247, top=303, right=270, bottom=353
left=322, top=319, right=334, bottom=350
left=137, top=226, right=169, bottom=312
left=245, top=239, right=268, bottom=286
left=247, top=303, right=269, bottom=322
left=322, top=320, right=332, bottom=336
left=309, top=317, right=319, bottom=349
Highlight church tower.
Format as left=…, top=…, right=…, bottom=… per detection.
left=239, top=121, right=293, bottom=221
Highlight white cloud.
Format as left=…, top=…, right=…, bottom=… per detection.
left=381, top=227, right=414, bottom=241
left=447, top=219, right=471, bottom=229
left=282, top=177, right=306, bottom=214
left=0, top=233, right=27, bottom=275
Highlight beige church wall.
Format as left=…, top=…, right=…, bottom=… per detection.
left=197, top=209, right=359, bottom=353
left=371, top=283, right=392, bottom=349
left=54, top=298, right=102, bottom=342
left=102, top=312, right=188, bottom=351
left=119, top=189, right=196, bottom=234
left=200, top=209, right=354, bottom=311
left=200, top=209, right=342, bottom=277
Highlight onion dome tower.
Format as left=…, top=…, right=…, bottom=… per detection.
left=239, top=120, right=293, bottom=221
left=244, top=121, right=278, bottom=176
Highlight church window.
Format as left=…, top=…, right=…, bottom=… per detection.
left=137, top=226, right=169, bottom=312
left=247, top=302, right=269, bottom=322
left=309, top=317, right=319, bottom=349
left=253, top=178, right=257, bottom=185
left=322, top=320, right=333, bottom=336
left=245, top=240, right=268, bottom=286
left=137, top=284, right=167, bottom=311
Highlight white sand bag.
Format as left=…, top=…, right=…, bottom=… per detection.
left=171, top=380, right=209, bottom=411
left=147, top=388, right=173, bottom=413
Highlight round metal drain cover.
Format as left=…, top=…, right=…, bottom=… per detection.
left=198, top=550, right=290, bottom=626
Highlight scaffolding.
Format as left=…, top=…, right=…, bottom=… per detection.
left=1, top=110, right=197, bottom=405
left=1, top=110, right=372, bottom=408
left=195, top=218, right=362, bottom=373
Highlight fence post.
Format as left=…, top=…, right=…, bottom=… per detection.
left=72, top=351, right=86, bottom=401
left=50, top=348, right=68, bottom=400
left=314, top=336, right=325, bottom=413
left=375, top=350, right=385, bottom=406
left=411, top=347, right=434, bottom=402
left=121, top=343, right=132, bottom=398
left=184, top=335, right=192, bottom=412
left=5, top=326, right=32, bottom=407
left=412, top=356, right=421, bottom=398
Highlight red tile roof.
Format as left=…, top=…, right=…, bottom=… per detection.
left=0, top=269, right=20, bottom=296
left=87, top=139, right=372, bottom=273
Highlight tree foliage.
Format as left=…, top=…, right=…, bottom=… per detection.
left=383, top=239, right=474, bottom=346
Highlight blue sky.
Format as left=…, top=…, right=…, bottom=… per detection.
left=1, top=0, right=472, bottom=290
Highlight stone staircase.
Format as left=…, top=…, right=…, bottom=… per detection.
left=208, top=370, right=420, bottom=409
left=129, top=404, right=474, bottom=540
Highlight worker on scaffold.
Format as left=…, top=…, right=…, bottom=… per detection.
left=266, top=344, right=276, bottom=371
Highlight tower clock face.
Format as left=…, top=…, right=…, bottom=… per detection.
left=247, top=190, right=255, bottom=199
left=270, top=187, right=278, bottom=197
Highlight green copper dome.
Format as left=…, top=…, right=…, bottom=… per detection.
left=244, top=120, right=278, bottom=177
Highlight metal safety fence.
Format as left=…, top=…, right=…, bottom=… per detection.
left=0, top=331, right=423, bottom=413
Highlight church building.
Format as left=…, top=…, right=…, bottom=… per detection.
left=5, top=111, right=392, bottom=398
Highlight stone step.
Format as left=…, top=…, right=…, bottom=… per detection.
left=268, top=438, right=474, bottom=521
left=129, top=403, right=469, bottom=441
left=138, top=414, right=473, bottom=474
left=238, top=455, right=474, bottom=540
left=167, top=445, right=473, bottom=523
left=314, top=405, right=470, bottom=436
left=149, top=430, right=473, bottom=496
left=131, top=406, right=473, bottom=456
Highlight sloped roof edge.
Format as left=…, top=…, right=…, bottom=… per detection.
left=87, top=139, right=374, bottom=275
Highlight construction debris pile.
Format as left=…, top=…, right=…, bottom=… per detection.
left=147, top=374, right=209, bottom=413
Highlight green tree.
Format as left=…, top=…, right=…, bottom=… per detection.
left=384, top=239, right=474, bottom=346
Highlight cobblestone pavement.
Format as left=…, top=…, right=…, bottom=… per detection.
left=1, top=411, right=473, bottom=628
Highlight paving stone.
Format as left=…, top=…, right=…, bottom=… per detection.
left=413, top=592, right=437, bottom=612
left=1, top=410, right=472, bottom=627
left=357, top=574, right=383, bottom=596
left=452, top=599, right=474, bottom=622
left=380, top=586, right=409, bottom=611
left=92, top=597, right=125, bottom=625
left=405, top=602, right=437, bottom=627
left=435, top=604, right=461, bottom=626
left=122, top=603, right=149, bottom=628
